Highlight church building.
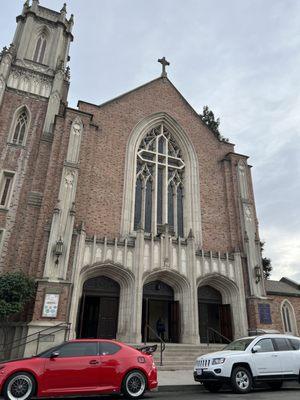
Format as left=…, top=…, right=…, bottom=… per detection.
left=0, top=1, right=271, bottom=355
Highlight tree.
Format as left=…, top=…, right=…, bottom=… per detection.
left=0, top=271, right=36, bottom=321
left=260, top=242, right=272, bottom=280
left=0, top=272, right=36, bottom=359
left=200, top=105, right=220, bottom=134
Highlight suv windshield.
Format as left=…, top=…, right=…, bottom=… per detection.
left=223, top=338, right=254, bottom=351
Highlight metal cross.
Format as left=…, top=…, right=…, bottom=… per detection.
left=158, top=57, right=170, bottom=77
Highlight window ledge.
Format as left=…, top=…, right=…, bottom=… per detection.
left=0, top=207, right=9, bottom=213
left=7, top=142, right=25, bottom=149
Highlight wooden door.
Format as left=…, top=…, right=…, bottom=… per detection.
left=98, top=297, right=119, bottom=339
left=219, top=304, right=233, bottom=341
left=170, top=301, right=180, bottom=343
left=141, top=298, right=149, bottom=342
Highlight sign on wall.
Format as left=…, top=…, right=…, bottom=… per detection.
left=42, top=294, right=59, bottom=318
left=258, top=303, right=272, bottom=324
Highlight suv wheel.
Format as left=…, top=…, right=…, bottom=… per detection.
left=231, top=366, right=252, bottom=394
left=268, top=381, right=283, bottom=390
left=203, top=382, right=222, bottom=392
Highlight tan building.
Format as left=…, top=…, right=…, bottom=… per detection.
left=0, top=1, right=272, bottom=355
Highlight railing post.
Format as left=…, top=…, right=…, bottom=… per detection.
left=35, top=332, right=40, bottom=355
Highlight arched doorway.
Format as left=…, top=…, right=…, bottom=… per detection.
left=198, top=285, right=232, bottom=343
left=142, top=280, right=179, bottom=343
left=78, top=276, right=120, bottom=339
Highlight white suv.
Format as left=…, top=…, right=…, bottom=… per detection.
left=194, top=334, right=300, bottom=393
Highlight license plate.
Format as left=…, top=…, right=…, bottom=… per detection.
left=196, top=368, right=203, bottom=376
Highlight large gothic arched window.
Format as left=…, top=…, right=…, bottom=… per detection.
left=134, top=124, right=185, bottom=236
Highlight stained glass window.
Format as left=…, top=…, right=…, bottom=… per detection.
left=134, top=124, right=185, bottom=236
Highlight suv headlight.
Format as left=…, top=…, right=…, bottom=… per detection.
left=212, top=358, right=225, bottom=365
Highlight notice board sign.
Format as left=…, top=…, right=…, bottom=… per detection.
left=258, top=303, right=272, bottom=324
left=42, top=294, right=59, bottom=318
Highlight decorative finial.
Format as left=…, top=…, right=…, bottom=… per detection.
left=188, top=228, right=195, bottom=239
left=60, top=3, right=67, bottom=13
left=23, top=0, right=30, bottom=7
left=158, top=57, right=170, bottom=78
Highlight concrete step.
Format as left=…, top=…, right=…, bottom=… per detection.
left=128, top=343, right=225, bottom=371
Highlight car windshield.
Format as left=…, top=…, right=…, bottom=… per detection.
left=223, top=338, right=255, bottom=351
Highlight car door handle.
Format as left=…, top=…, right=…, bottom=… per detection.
left=89, top=360, right=100, bottom=365
left=271, top=354, right=278, bottom=357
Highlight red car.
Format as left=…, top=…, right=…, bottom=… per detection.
left=0, top=339, right=158, bottom=400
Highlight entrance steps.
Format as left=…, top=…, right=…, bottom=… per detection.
left=129, top=343, right=225, bottom=371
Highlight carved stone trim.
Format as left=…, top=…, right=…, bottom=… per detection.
left=27, top=191, right=43, bottom=207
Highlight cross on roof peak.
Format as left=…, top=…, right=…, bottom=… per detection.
left=158, top=57, right=170, bottom=77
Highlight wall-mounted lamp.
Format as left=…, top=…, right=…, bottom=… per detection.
left=254, top=265, right=262, bottom=284
left=54, top=237, right=64, bottom=265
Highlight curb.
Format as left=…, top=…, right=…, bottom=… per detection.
left=158, top=384, right=202, bottom=392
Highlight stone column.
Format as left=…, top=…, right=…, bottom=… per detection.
left=184, top=229, right=200, bottom=344
left=129, top=227, right=145, bottom=343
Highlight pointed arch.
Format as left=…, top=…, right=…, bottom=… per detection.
left=9, top=105, right=31, bottom=145
left=72, top=262, right=136, bottom=342
left=197, top=273, right=248, bottom=339
left=281, top=299, right=298, bottom=335
left=33, top=26, right=50, bottom=64
left=121, top=112, right=202, bottom=244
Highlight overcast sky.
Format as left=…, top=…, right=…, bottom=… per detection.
left=1, top=0, right=299, bottom=282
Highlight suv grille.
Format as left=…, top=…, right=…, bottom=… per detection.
left=197, top=359, right=210, bottom=367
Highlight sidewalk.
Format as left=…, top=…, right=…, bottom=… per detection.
left=158, top=370, right=196, bottom=387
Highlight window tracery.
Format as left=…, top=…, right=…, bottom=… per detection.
left=33, top=34, right=47, bottom=64
left=12, top=111, right=28, bottom=144
left=134, top=124, right=185, bottom=236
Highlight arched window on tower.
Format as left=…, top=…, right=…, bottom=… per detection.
left=281, top=300, right=297, bottom=335
left=10, top=108, right=29, bottom=145
left=33, top=34, right=47, bottom=64
left=134, top=124, right=185, bottom=236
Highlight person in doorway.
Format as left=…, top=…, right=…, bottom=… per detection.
left=156, top=317, right=166, bottom=341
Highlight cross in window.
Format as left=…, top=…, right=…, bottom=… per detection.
left=158, top=57, right=170, bottom=77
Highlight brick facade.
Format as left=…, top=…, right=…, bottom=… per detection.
left=0, top=2, right=289, bottom=352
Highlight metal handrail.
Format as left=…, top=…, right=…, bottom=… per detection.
left=206, top=327, right=230, bottom=346
left=144, top=324, right=166, bottom=366
left=1, top=323, right=71, bottom=360
left=4, top=322, right=68, bottom=348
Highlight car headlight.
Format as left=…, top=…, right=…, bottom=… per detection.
left=212, top=358, right=225, bottom=365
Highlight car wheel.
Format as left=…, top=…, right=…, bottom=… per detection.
left=3, top=372, right=36, bottom=400
left=231, top=366, right=252, bottom=394
left=268, top=381, right=283, bottom=390
left=122, top=370, right=147, bottom=399
left=203, top=382, right=223, bottom=392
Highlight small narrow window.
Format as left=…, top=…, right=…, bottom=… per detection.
left=33, top=34, right=47, bottom=64
left=12, top=112, right=28, bottom=145
left=0, top=172, right=14, bottom=208
left=0, top=229, right=4, bottom=249
left=281, top=300, right=297, bottom=335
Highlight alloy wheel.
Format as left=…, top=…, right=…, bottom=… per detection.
left=235, top=370, right=250, bottom=390
left=7, top=375, right=33, bottom=400
left=125, top=371, right=146, bottom=398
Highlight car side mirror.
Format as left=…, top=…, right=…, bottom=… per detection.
left=50, top=351, right=60, bottom=359
left=252, top=345, right=261, bottom=353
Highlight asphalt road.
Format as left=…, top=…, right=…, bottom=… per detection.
left=1, top=383, right=300, bottom=400
left=4, top=385, right=295, bottom=400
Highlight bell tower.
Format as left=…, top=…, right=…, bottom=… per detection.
left=0, top=0, right=73, bottom=133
